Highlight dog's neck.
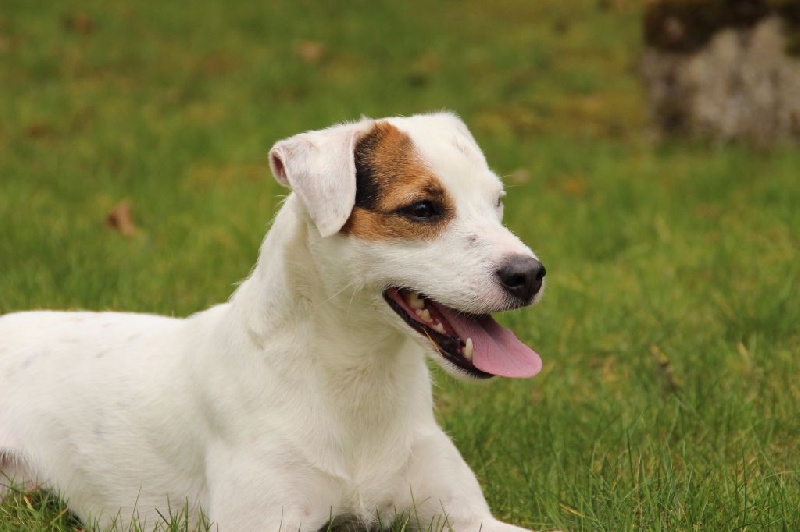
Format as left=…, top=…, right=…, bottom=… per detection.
left=221, top=197, right=433, bottom=476
left=228, top=195, right=430, bottom=406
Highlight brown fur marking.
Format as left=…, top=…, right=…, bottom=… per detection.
left=342, top=122, right=454, bottom=241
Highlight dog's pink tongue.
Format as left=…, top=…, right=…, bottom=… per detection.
left=437, top=307, right=542, bottom=378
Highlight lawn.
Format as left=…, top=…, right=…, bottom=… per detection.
left=1, top=0, right=799, bottom=530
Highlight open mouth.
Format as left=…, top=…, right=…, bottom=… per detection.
left=383, top=287, right=542, bottom=379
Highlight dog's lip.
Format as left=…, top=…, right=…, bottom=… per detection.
left=382, top=287, right=493, bottom=379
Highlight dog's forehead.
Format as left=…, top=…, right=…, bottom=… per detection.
left=384, top=115, right=503, bottom=198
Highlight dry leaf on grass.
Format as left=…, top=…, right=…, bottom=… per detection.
left=25, top=123, right=55, bottom=140
left=62, top=12, right=95, bottom=35
left=296, top=41, right=326, bottom=64
left=202, top=53, right=237, bottom=76
left=104, top=200, right=137, bottom=237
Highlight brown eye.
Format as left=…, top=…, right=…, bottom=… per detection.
left=399, top=200, right=443, bottom=221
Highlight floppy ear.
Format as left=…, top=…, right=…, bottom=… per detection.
left=269, top=121, right=373, bottom=237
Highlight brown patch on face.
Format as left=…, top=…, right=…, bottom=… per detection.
left=341, top=122, right=454, bottom=241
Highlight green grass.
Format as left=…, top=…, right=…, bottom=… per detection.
left=1, top=0, right=799, bottom=530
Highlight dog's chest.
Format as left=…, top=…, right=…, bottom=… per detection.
left=295, top=376, right=425, bottom=514
left=294, top=418, right=414, bottom=523
left=308, top=400, right=416, bottom=479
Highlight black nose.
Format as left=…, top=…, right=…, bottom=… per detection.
left=496, top=255, right=546, bottom=302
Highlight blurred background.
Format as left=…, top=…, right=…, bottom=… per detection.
left=1, top=0, right=661, bottom=311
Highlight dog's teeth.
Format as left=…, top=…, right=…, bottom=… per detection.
left=407, top=292, right=425, bottom=310
left=433, top=321, right=446, bottom=334
left=418, top=309, right=432, bottom=323
left=463, top=337, right=474, bottom=360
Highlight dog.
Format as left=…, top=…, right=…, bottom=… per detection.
left=0, top=112, right=546, bottom=530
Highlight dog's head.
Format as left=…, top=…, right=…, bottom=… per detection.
left=269, top=112, right=545, bottom=379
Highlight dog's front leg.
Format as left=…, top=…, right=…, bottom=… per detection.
left=206, top=449, right=339, bottom=531
left=396, top=429, right=531, bottom=532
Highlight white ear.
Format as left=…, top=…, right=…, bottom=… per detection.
left=269, top=120, right=372, bottom=237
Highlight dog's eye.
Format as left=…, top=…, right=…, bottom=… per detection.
left=399, top=200, right=442, bottom=221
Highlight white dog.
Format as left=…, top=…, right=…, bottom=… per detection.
left=0, top=112, right=546, bottom=531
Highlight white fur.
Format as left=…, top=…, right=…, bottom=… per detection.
left=0, top=113, right=539, bottom=531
